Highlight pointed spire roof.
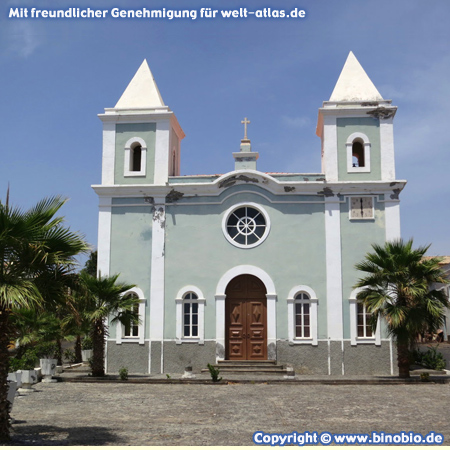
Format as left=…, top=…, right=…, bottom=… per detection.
left=329, top=52, right=384, bottom=102
left=115, top=60, right=165, bottom=109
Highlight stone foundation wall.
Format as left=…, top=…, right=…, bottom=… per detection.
left=106, top=339, right=395, bottom=375
left=106, top=341, right=149, bottom=374
left=277, top=341, right=329, bottom=375
left=163, top=341, right=216, bottom=374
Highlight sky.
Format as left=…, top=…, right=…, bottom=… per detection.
left=1, top=0, right=449, bottom=267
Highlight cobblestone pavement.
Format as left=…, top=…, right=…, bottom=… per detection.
left=9, top=382, right=450, bottom=445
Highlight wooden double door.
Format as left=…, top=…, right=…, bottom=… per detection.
left=225, top=274, right=267, bottom=360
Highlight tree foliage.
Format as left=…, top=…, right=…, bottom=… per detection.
left=0, top=196, right=88, bottom=443
left=80, top=273, right=138, bottom=377
left=354, top=239, right=449, bottom=378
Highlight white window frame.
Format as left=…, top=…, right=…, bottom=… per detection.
left=287, top=285, right=318, bottom=345
left=222, top=202, right=271, bottom=249
left=175, top=286, right=206, bottom=344
left=116, top=287, right=146, bottom=345
left=124, top=137, right=147, bottom=177
left=346, top=132, right=371, bottom=173
left=349, top=196, right=374, bottom=220
left=349, top=288, right=381, bottom=346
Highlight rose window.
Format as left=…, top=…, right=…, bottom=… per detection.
left=224, top=205, right=270, bottom=248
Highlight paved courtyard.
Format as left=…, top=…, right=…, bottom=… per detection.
left=9, top=381, right=450, bottom=445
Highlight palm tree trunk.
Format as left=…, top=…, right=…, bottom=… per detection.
left=74, top=335, right=82, bottom=363
left=0, top=306, right=11, bottom=443
left=92, top=320, right=105, bottom=377
left=397, top=340, right=410, bottom=378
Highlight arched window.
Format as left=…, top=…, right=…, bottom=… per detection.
left=123, top=293, right=139, bottom=338
left=349, top=289, right=380, bottom=345
left=352, top=140, right=365, bottom=168
left=346, top=132, right=371, bottom=173
left=183, top=292, right=199, bottom=338
left=294, top=292, right=311, bottom=338
left=131, top=144, right=142, bottom=172
left=287, top=286, right=318, bottom=345
left=115, top=287, right=146, bottom=345
left=124, top=137, right=147, bottom=177
left=175, top=286, right=206, bottom=344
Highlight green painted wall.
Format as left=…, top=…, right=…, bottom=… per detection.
left=114, top=123, right=156, bottom=185
left=109, top=206, right=153, bottom=338
left=164, top=185, right=327, bottom=340
left=339, top=196, right=386, bottom=339
left=337, top=117, right=381, bottom=181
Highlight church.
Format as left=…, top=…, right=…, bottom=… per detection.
left=92, top=52, right=406, bottom=375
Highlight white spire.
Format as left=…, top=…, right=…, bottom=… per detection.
left=115, top=59, right=165, bottom=109
left=329, top=52, right=384, bottom=102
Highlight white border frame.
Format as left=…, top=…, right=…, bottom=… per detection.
left=124, top=137, right=147, bottom=177
left=349, top=288, right=381, bottom=346
left=175, top=285, right=206, bottom=345
left=346, top=132, right=371, bottom=173
left=287, top=285, right=318, bottom=346
left=116, top=287, right=146, bottom=345
left=222, top=202, right=271, bottom=249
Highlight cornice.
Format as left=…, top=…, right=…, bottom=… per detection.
left=92, top=168, right=407, bottom=199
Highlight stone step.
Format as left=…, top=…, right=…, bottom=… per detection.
left=218, top=360, right=277, bottom=366
left=202, top=360, right=290, bottom=375
left=202, top=367, right=288, bottom=374
left=214, top=364, right=285, bottom=370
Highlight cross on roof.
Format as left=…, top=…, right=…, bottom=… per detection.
left=241, top=117, right=250, bottom=140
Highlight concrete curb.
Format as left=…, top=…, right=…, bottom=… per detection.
left=59, top=375, right=450, bottom=385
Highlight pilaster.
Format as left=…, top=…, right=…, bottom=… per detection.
left=324, top=196, right=343, bottom=340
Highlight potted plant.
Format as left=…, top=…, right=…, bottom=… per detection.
left=36, top=342, right=58, bottom=383
left=11, top=350, right=38, bottom=391
left=81, top=336, right=93, bottom=362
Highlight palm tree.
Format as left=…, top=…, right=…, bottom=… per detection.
left=80, top=273, right=138, bottom=377
left=0, top=196, right=88, bottom=443
left=354, top=239, right=449, bottom=378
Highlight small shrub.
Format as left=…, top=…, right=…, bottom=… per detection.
left=413, top=345, right=446, bottom=370
left=10, top=349, right=39, bottom=371
left=420, top=372, right=430, bottom=382
left=119, top=367, right=128, bottom=380
left=88, top=356, right=94, bottom=372
left=166, top=374, right=171, bottom=379
left=36, top=342, right=58, bottom=359
left=63, top=349, right=76, bottom=364
left=207, top=363, right=222, bottom=382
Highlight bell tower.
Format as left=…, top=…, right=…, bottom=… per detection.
left=316, top=52, right=396, bottom=182
left=98, top=60, right=185, bottom=187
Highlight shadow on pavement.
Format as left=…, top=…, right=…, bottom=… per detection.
left=10, top=424, right=123, bottom=446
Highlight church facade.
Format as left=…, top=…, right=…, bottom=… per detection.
left=93, top=52, right=406, bottom=375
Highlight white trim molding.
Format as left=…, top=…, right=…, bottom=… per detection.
left=215, top=265, right=277, bottom=361
left=101, top=122, right=116, bottom=185
left=321, top=115, right=338, bottom=181
left=346, top=132, right=371, bottom=173
left=175, top=285, right=206, bottom=344
left=325, top=197, right=343, bottom=340
left=287, top=285, right=318, bottom=345
left=379, top=117, right=396, bottom=181
left=123, top=136, right=147, bottom=177
left=116, top=287, right=146, bottom=345
left=384, top=199, right=401, bottom=242
left=149, top=198, right=166, bottom=342
left=97, top=196, right=112, bottom=278
left=349, top=288, right=381, bottom=346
